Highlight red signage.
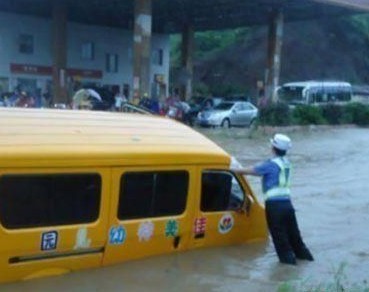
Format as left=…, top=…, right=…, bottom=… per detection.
left=10, top=63, right=103, bottom=79
left=67, top=68, right=102, bottom=79
left=10, top=63, right=52, bottom=75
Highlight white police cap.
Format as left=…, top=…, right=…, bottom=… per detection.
left=270, top=133, right=292, bottom=151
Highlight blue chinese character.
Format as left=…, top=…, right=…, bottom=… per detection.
left=109, top=226, right=126, bottom=245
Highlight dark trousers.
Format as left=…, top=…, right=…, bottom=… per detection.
left=265, top=200, right=313, bottom=264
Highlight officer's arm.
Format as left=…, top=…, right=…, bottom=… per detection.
left=231, top=167, right=260, bottom=176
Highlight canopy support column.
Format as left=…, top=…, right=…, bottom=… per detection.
left=52, top=0, right=68, bottom=106
left=181, top=24, right=194, bottom=101
left=133, top=0, right=152, bottom=101
left=265, top=10, right=284, bottom=103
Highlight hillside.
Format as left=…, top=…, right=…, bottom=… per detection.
left=170, top=14, right=369, bottom=97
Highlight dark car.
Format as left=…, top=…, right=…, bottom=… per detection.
left=85, top=86, right=115, bottom=111
left=188, top=96, right=223, bottom=124
left=87, top=96, right=113, bottom=111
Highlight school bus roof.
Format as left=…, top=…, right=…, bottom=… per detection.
left=0, top=108, right=230, bottom=167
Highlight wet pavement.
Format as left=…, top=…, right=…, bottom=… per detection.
left=2, top=126, right=369, bottom=291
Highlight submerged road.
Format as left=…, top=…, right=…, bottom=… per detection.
left=2, top=126, right=369, bottom=291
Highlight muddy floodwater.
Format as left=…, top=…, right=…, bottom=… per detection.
left=2, top=126, right=369, bottom=291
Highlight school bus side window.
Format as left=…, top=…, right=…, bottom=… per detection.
left=201, top=171, right=245, bottom=212
left=118, top=171, right=189, bottom=220
left=0, top=174, right=101, bottom=229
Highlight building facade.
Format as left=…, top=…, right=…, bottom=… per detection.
left=0, top=12, right=170, bottom=102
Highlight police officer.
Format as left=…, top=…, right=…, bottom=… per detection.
left=233, top=133, right=313, bottom=265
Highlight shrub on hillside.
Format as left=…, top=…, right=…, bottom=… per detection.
left=321, top=104, right=344, bottom=125
left=343, top=102, right=369, bottom=126
left=193, top=82, right=210, bottom=96
left=293, top=105, right=326, bottom=125
left=258, top=102, right=291, bottom=126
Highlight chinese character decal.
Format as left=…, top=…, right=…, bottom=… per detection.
left=109, top=226, right=127, bottom=245
left=137, top=221, right=154, bottom=242
left=74, top=227, right=91, bottom=250
left=41, top=231, right=58, bottom=251
left=165, top=220, right=179, bottom=238
left=194, top=217, right=207, bottom=237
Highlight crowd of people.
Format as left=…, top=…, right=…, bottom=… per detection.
left=131, top=94, right=192, bottom=125
left=0, top=86, right=195, bottom=126
left=0, top=90, right=51, bottom=108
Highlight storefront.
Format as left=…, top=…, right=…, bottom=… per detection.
left=10, top=63, right=52, bottom=97
left=9, top=63, right=104, bottom=102
left=0, top=77, right=10, bottom=95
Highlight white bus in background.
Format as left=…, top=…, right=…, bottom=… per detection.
left=277, top=81, right=352, bottom=106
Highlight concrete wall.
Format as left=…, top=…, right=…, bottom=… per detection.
left=0, top=12, right=169, bottom=97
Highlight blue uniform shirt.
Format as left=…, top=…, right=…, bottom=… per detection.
left=254, top=159, right=281, bottom=194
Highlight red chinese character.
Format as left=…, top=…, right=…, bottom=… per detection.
left=194, top=217, right=207, bottom=235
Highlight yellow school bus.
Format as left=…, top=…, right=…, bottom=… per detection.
left=0, top=107, right=267, bottom=283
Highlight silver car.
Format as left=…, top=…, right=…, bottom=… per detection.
left=197, top=101, right=258, bottom=127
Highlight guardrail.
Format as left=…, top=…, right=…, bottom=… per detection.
left=120, top=103, right=153, bottom=115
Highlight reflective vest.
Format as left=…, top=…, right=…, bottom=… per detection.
left=265, top=157, right=291, bottom=200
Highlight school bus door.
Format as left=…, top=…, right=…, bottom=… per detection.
left=189, top=168, right=252, bottom=249
left=0, top=168, right=110, bottom=283
left=103, top=166, right=196, bottom=265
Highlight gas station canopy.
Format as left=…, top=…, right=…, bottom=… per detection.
left=0, top=0, right=368, bottom=33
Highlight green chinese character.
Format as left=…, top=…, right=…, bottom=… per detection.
left=165, top=220, right=179, bottom=237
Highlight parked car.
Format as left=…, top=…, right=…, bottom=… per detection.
left=197, top=101, right=258, bottom=128
left=188, top=96, right=223, bottom=124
